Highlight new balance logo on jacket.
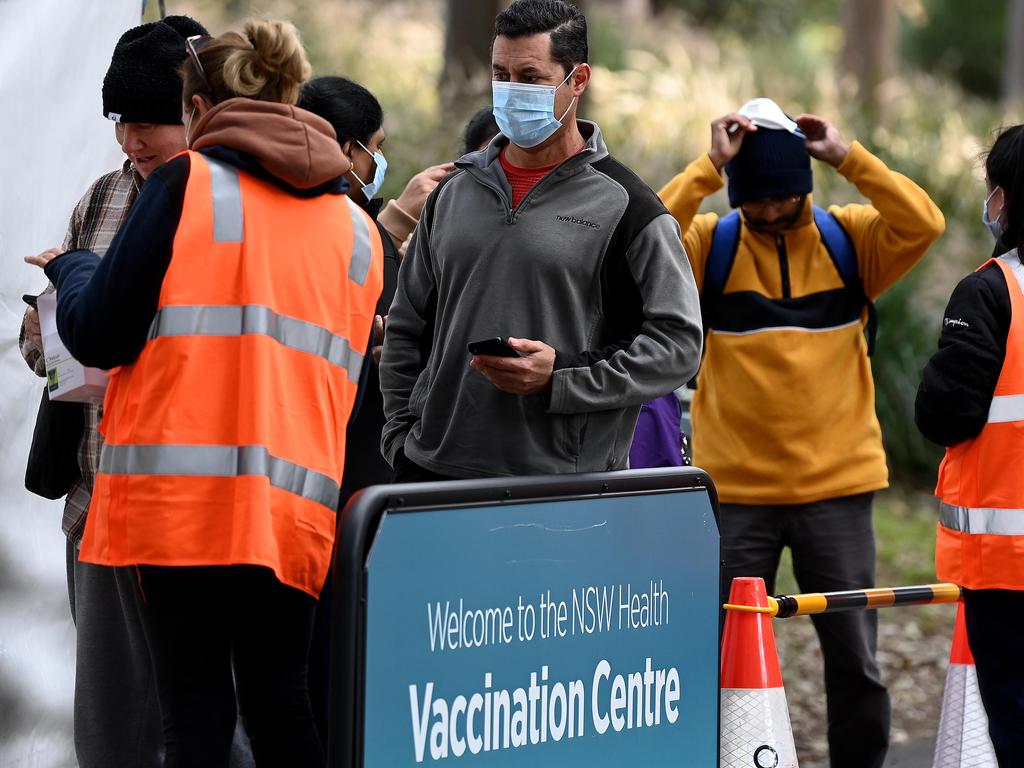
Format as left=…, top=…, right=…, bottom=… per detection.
left=555, top=214, right=601, bottom=230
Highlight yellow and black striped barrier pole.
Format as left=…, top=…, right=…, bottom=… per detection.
left=723, top=583, right=961, bottom=618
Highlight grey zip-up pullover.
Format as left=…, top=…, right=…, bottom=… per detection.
left=380, top=121, right=702, bottom=478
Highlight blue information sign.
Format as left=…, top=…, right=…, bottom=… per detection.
left=357, top=487, right=719, bottom=766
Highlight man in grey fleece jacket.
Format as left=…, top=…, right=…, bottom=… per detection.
left=380, top=0, right=702, bottom=480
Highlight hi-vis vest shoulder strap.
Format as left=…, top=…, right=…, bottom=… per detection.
left=935, top=250, right=1024, bottom=591
left=702, top=206, right=878, bottom=353
left=82, top=151, right=383, bottom=597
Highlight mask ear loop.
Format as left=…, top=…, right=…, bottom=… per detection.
left=354, top=140, right=384, bottom=187
left=557, top=97, right=577, bottom=124
left=349, top=168, right=370, bottom=190
left=340, top=141, right=370, bottom=191
left=185, top=106, right=197, bottom=146
left=555, top=66, right=579, bottom=124
left=987, top=187, right=1005, bottom=224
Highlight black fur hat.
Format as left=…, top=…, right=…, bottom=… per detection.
left=101, top=15, right=208, bottom=125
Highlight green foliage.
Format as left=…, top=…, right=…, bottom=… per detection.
left=871, top=277, right=944, bottom=487
left=668, top=0, right=839, bottom=39
left=901, top=0, right=1006, bottom=101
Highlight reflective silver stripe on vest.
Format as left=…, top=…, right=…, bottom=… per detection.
left=100, top=443, right=339, bottom=510
left=208, top=158, right=244, bottom=243
left=988, top=394, right=1024, bottom=423
left=148, top=304, right=364, bottom=383
left=997, top=249, right=1024, bottom=294
left=987, top=251, right=1024, bottom=423
left=346, top=196, right=372, bottom=286
left=939, top=502, right=1024, bottom=535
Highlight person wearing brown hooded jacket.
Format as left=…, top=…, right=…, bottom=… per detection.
left=28, top=20, right=381, bottom=768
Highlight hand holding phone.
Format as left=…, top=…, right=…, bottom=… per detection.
left=469, top=336, right=555, bottom=396
left=467, top=337, right=522, bottom=358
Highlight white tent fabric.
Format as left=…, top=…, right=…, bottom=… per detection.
left=0, top=0, right=139, bottom=764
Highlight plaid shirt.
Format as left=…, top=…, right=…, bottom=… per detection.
left=20, top=160, right=142, bottom=543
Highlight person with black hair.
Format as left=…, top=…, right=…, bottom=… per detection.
left=299, top=77, right=455, bottom=263
left=917, top=124, right=1024, bottom=767
left=380, top=0, right=702, bottom=482
left=462, top=105, right=500, bottom=154
left=296, top=74, right=456, bottom=746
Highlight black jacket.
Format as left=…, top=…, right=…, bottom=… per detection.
left=340, top=210, right=400, bottom=501
left=915, top=254, right=1014, bottom=446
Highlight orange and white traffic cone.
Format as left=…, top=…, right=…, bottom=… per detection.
left=932, top=601, right=996, bottom=768
left=720, top=576, right=798, bottom=768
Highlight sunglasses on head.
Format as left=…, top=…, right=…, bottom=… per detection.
left=186, top=34, right=214, bottom=93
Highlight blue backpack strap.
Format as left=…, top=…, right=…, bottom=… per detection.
left=813, top=206, right=856, bottom=282
left=813, top=206, right=878, bottom=354
left=706, top=210, right=742, bottom=294
left=702, top=210, right=742, bottom=331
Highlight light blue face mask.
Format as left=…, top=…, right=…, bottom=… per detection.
left=983, top=187, right=1004, bottom=241
left=492, top=66, right=577, bottom=149
left=352, top=140, right=388, bottom=201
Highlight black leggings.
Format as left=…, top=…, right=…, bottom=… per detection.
left=963, top=588, right=1024, bottom=767
left=137, top=565, right=323, bottom=768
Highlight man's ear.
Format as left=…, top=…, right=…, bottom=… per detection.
left=571, top=63, right=592, bottom=97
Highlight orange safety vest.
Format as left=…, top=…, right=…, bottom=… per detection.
left=936, top=250, right=1024, bottom=591
left=79, top=151, right=383, bottom=597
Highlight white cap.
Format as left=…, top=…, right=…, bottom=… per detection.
left=737, top=98, right=805, bottom=138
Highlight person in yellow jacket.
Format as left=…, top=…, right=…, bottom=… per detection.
left=659, top=98, right=944, bottom=768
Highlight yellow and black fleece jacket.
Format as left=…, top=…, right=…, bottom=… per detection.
left=659, top=142, right=945, bottom=505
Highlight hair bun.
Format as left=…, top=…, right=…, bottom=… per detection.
left=221, top=19, right=311, bottom=105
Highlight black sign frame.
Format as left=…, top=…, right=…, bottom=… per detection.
left=328, top=466, right=720, bottom=767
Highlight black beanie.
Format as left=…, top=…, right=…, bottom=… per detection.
left=725, top=128, right=812, bottom=207
left=102, top=15, right=208, bottom=125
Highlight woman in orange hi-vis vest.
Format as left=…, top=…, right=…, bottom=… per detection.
left=30, top=19, right=383, bottom=767
left=917, top=125, right=1024, bottom=767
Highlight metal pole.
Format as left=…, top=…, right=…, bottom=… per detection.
left=723, top=583, right=961, bottom=619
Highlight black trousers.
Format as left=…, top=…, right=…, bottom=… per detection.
left=719, top=492, right=891, bottom=768
left=137, top=565, right=323, bottom=768
left=963, top=588, right=1024, bottom=767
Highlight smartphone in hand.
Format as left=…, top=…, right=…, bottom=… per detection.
left=467, top=337, right=522, bottom=358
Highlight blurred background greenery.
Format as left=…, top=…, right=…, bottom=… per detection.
left=166, top=0, right=1021, bottom=490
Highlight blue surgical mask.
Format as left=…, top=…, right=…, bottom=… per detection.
left=351, top=140, right=387, bottom=201
left=983, top=187, right=1004, bottom=241
left=492, top=67, right=578, bottom=149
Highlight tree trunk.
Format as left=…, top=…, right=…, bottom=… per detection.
left=1004, top=0, right=1024, bottom=108
left=441, top=0, right=503, bottom=119
left=840, top=0, right=898, bottom=121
